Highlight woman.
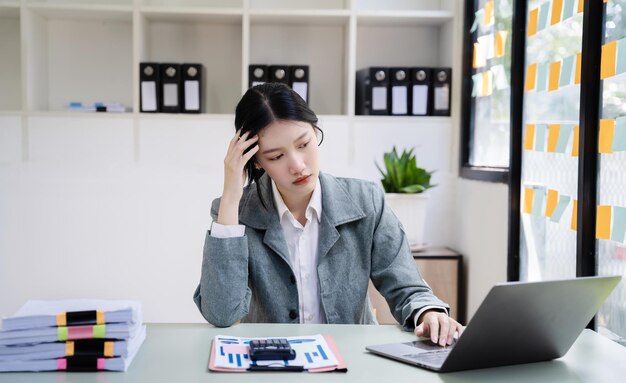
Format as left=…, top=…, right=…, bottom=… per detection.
left=193, top=83, right=463, bottom=346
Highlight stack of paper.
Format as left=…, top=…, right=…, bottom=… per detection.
left=0, top=300, right=145, bottom=372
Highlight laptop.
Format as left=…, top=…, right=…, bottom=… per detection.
left=366, top=276, right=621, bottom=372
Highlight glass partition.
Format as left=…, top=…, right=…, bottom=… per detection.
left=597, top=0, right=626, bottom=346
left=519, top=0, right=583, bottom=281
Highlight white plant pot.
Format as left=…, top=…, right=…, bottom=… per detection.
left=384, top=193, right=429, bottom=248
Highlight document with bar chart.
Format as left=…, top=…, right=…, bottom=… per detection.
left=212, top=334, right=339, bottom=370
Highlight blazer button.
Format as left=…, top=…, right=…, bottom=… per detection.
left=290, top=275, right=296, bottom=284
left=289, top=310, right=298, bottom=320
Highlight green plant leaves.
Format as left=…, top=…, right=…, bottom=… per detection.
left=376, top=146, right=434, bottom=194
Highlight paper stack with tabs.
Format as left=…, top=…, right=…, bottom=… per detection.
left=0, top=299, right=145, bottom=372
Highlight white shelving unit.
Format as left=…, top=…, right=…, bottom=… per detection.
left=0, top=3, right=21, bottom=112
left=1, top=0, right=459, bottom=160
left=0, top=0, right=456, bottom=116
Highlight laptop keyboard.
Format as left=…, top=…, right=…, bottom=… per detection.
left=418, top=349, right=450, bottom=364
left=404, top=349, right=451, bottom=365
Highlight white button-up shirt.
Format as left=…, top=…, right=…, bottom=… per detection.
left=271, top=179, right=325, bottom=324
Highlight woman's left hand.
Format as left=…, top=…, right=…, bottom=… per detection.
left=414, top=310, right=465, bottom=346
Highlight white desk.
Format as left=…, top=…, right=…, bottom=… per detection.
left=1, top=323, right=625, bottom=382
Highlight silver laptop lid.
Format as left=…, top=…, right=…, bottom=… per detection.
left=440, top=276, right=621, bottom=372
left=366, top=276, right=621, bottom=372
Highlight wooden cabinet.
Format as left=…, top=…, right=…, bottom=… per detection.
left=368, top=247, right=465, bottom=325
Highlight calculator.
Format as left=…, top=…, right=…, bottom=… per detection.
left=248, top=338, right=297, bottom=361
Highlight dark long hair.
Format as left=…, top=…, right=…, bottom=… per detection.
left=234, top=82, right=324, bottom=206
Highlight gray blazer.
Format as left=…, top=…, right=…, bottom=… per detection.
left=193, top=172, right=448, bottom=330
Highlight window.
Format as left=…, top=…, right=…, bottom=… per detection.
left=518, top=0, right=583, bottom=281
left=461, top=0, right=513, bottom=182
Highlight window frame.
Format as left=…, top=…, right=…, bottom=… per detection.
left=460, top=0, right=512, bottom=184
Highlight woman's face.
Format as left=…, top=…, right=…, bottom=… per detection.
left=254, top=120, right=320, bottom=201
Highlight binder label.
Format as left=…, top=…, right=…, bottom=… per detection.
left=184, top=80, right=200, bottom=111
left=372, top=87, right=387, bottom=111
left=434, top=86, right=449, bottom=111
left=292, top=82, right=308, bottom=102
left=391, top=86, right=407, bottom=115
left=163, top=84, right=179, bottom=107
left=412, top=85, right=428, bottom=115
left=141, top=81, right=157, bottom=112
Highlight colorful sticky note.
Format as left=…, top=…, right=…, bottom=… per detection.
left=616, top=37, right=626, bottom=75
left=613, top=116, right=626, bottom=152
left=562, top=0, right=575, bottom=20
left=545, top=189, right=559, bottom=217
left=577, top=0, right=584, bottom=13
left=482, top=70, right=493, bottom=96
left=492, top=64, right=509, bottom=90
left=549, top=61, right=561, bottom=91
left=472, top=73, right=481, bottom=97
left=473, top=43, right=486, bottom=68
left=537, top=2, right=550, bottom=32
left=478, top=34, right=495, bottom=60
left=572, top=125, right=579, bottom=156
left=599, top=119, right=615, bottom=154
left=571, top=199, right=578, bottom=231
left=532, top=187, right=547, bottom=216
left=551, top=0, right=564, bottom=25
left=524, top=187, right=534, bottom=214
left=535, top=124, right=548, bottom=151
left=560, top=55, right=575, bottom=87
left=484, top=0, right=494, bottom=26
left=528, top=8, right=539, bottom=37
left=596, top=205, right=612, bottom=240
left=525, top=63, right=538, bottom=91
left=524, top=124, right=536, bottom=150
left=601, top=40, right=617, bottom=79
left=575, top=53, right=582, bottom=84
left=547, top=124, right=560, bottom=152
left=611, top=206, right=626, bottom=243
left=495, top=31, right=508, bottom=58
left=551, top=194, right=571, bottom=222
left=477, top=35, right=491, bottom=62
left=536, top=62, right=549, bottom=92
left=556, top=124, right=573, bottom=153
left=470, top=10, right=481, bottom=33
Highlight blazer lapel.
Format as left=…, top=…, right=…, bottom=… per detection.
left=239, top=174, right=292, bottom=267
left=262, top=223, right=291, bottom=268
left=317, top=173, right=366, bottom=259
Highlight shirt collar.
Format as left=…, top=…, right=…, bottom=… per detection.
left=271, top=177, right=322, bottom=224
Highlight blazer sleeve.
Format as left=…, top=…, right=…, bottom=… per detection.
left=368, top=184, right=449, bottom=331
left=192, top=198, right=252, bottom=327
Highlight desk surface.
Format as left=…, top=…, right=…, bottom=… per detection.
left=1, top=323, right=625, bottom=383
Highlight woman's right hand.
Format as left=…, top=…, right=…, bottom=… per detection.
left=217, top=130, right=259, bottom=225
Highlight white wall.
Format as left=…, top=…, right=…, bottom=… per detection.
left=453, top=180, right=509, bottom=319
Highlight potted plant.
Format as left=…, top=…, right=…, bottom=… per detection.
left=376, top=146, right=435, bottom=249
